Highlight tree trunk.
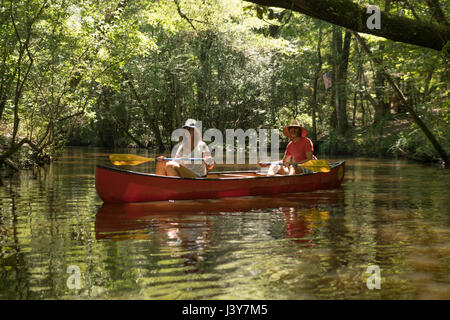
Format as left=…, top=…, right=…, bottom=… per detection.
left=374, top=66, right=388, bottom=124
left=331, top=27, right=350, bottom=134
left=195, top=33, right=213, bottom=118
left=354, top=42, right=364, bottom=127
left=339, top=30, right=351, bottom=130
left=123, top=72, right=165, bottom=151
left=373, top=0, right=391, bottom=126
left=310, top=25, right=323, bottom=142
left=171, top=73, right=182, bottom=127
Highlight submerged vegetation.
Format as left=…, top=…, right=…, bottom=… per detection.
left=0, top=0, right=449, bottom=170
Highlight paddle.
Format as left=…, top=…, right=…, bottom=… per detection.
left=109, top=154, right=205, bottom=166
left=259, top=159, right=330, bottom=172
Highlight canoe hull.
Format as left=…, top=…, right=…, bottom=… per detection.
left=95, top=161, right=345, bottom=203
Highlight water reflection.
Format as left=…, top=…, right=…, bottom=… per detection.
left=283, top=207, right=330, bottom=246
left=95, top=192, right=342, bottom=275
left=1, top=149, right=449, bottom=299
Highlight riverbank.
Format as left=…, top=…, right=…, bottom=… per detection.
left=318, top=115, right=449, bottom=167
left=2, top=115, right=449, bottom=172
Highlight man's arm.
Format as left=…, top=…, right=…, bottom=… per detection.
left=282, top=154, right=292, bottom=166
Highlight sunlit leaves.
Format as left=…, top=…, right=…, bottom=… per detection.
left=1, top=0, right=448, bottom=160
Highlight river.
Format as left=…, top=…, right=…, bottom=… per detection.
left=0, top=147, right=449, bottom=299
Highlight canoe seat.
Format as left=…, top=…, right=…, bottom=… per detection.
left=220, top=174, right=254, bottom=178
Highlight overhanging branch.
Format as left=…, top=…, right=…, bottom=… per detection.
left=243, top=0, right=449, bottom=51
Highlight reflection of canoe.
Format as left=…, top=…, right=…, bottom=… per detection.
left=95, top=161, right=345, bottom=203
left=95, top=190, right=344, bottom=239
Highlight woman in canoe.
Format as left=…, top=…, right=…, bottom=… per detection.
left=156, top=119, right=214, bottom=178
left=262, top=120, right=316, bottom=176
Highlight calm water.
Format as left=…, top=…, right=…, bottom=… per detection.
left=0, top=147, right=449, bottom=299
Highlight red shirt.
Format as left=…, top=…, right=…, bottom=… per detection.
left=285, top=137, right=314, bottom=162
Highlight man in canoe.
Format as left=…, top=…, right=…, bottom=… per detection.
left=156, top=119, right=214, bottom=178
left=261, top=119, right=316, bottom=176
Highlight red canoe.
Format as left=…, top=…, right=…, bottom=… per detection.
left=95, top=161, right=345, bottom=203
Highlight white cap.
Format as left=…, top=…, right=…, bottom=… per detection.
left=182, top=119, right=197, bottom=129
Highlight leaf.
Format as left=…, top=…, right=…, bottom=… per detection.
left=256, top=6, right=263, bottom=19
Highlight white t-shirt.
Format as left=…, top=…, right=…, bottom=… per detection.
left=175, top=141, right=214, bottom=177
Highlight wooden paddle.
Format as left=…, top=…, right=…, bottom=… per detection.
left=109, top=154, right=205, bottom=166
left=259, top=159, right=330, bottom=172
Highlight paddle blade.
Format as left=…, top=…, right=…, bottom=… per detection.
left=301, top=160, right=330, bottom=172
left=109, top=154, right=154, bottom=166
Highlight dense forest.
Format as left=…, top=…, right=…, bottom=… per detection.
left=0, top=0, right=449, bottom=170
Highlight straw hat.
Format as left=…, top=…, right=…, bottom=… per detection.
left=282, top=119, right=307, bottom=138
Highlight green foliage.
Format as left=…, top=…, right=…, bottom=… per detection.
left=0, top=0, right=448, bottom=166
left=392, top=117, right=450, bottom=162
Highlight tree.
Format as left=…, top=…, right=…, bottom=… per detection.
left=0, top=0, right=53, bottom=166
left=372, top=0, right=392, bottom=126
left=353, top=32, right=449, bottom=167
left=330, top=26, right=351, bottom=133
left=243, top=0, right=449, bottom=51
left=310, top=23, right=323, bottom=142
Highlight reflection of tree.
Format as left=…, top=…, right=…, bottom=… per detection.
left=324, top=207, right=351, bottom=265
left=0, top=152, right=106, bottom=299
left=0, top=183, right=30, bottom=299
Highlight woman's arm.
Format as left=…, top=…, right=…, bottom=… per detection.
left=201, top=142, right=215, bottom=170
